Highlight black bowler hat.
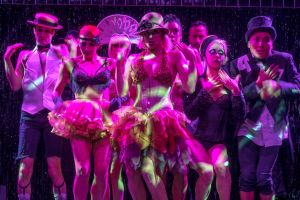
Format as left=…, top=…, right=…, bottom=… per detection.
left=245, top=16, right=277, bottom=42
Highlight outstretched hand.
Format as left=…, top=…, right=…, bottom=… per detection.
left=218, top=70, right=241, bottom=95
left=256, top=64, right=279, bottom=88
left=174, top=42, right=197, bottom=62
left=64, top=37, right=78, bottom=50
left=266, top=64, right=280, bottom=79
left=116, top=50, right=128, bottom=62
left=114, top=49, right=129, bottom=75
left=4, top=43, right=24, bottom=60
left=201, top=75, right=223, bottom=92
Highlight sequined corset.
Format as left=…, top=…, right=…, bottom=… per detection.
left=130, top=51, right=173, bottom=86
left=71, top=59, right=111, bottom=95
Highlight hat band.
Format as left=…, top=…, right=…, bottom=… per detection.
left=34, top=18, right=58, bottom=28
left=138, top=20, right=164, bottom=32
left=79, top=36, right=101, bottom=45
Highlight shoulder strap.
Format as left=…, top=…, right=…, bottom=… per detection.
left=93, top=57, right=109, bottom=76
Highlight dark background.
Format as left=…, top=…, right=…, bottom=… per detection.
left=0, top=4, right=300, bottom=200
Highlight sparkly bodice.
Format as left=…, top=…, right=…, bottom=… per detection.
left=130, top=51, right=173, bottom=86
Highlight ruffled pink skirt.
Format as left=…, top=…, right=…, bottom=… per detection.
left=111, top=106, right=195, bottom=173
left=48, top=99, right=112, bottom=141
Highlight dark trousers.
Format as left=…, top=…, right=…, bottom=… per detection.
left=238, top=136, right=280, bottom=195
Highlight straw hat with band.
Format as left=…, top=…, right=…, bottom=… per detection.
left=27, top=12, right=62, bottom=30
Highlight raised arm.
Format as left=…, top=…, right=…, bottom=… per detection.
left=173, top=44, right=198, bottom=94
left=116, top=55, right=133, bottom=98
left=3, top=43, right=28, bottom=91
left=52, top=59, right=72, bottom=102
left=64, top=36, right=79, bottom=58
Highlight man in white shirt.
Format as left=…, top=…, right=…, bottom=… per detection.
left=3, top=13, right=68, bottom=200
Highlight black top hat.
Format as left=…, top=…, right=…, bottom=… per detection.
left=245, top=16, right=277, bottom=42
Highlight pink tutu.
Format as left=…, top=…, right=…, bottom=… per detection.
left=111, top=106, right=194, bottom=173
left=48, top=99, right=112, bottom=141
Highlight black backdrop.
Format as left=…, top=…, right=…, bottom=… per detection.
left=0, top=5, right=300, bottom=200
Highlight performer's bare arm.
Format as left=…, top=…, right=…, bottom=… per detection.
left=173, top=48, right=197, bottom=94
left=116, top=54, right=133, bottom=97
left=3, top=43, right=29, bottom=91
left=53, top=59, right=72, bottom=98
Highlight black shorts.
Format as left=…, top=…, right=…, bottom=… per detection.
left=17, top=109, right=64, bottom=160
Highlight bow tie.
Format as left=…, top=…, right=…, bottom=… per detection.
left=37, top=44, right=50, bottom=52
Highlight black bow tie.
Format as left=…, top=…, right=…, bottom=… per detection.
left=37, top=44, right=50, bottom=52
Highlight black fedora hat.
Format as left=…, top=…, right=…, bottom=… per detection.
left=245, top=16, right=277, bottom=42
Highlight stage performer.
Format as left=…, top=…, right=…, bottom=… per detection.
left=163, top=13, right=207, bottom=200
left=3, top=13, right=67, bottom=200
left=184, top=35, right=245, bottom=200
left=164, top=14, right=203, bottom=112
left=112, top=12, right=214, bottom=200
left=48, top=25, right=114, bottom=199
left=188, top=20, right=208, bottom=52
left=229, top=16, right=300, bottom=200
left=97, top=14, right=139, bottom=200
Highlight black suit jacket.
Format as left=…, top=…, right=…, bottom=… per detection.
left=229, top=51, right=300, bottom=130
